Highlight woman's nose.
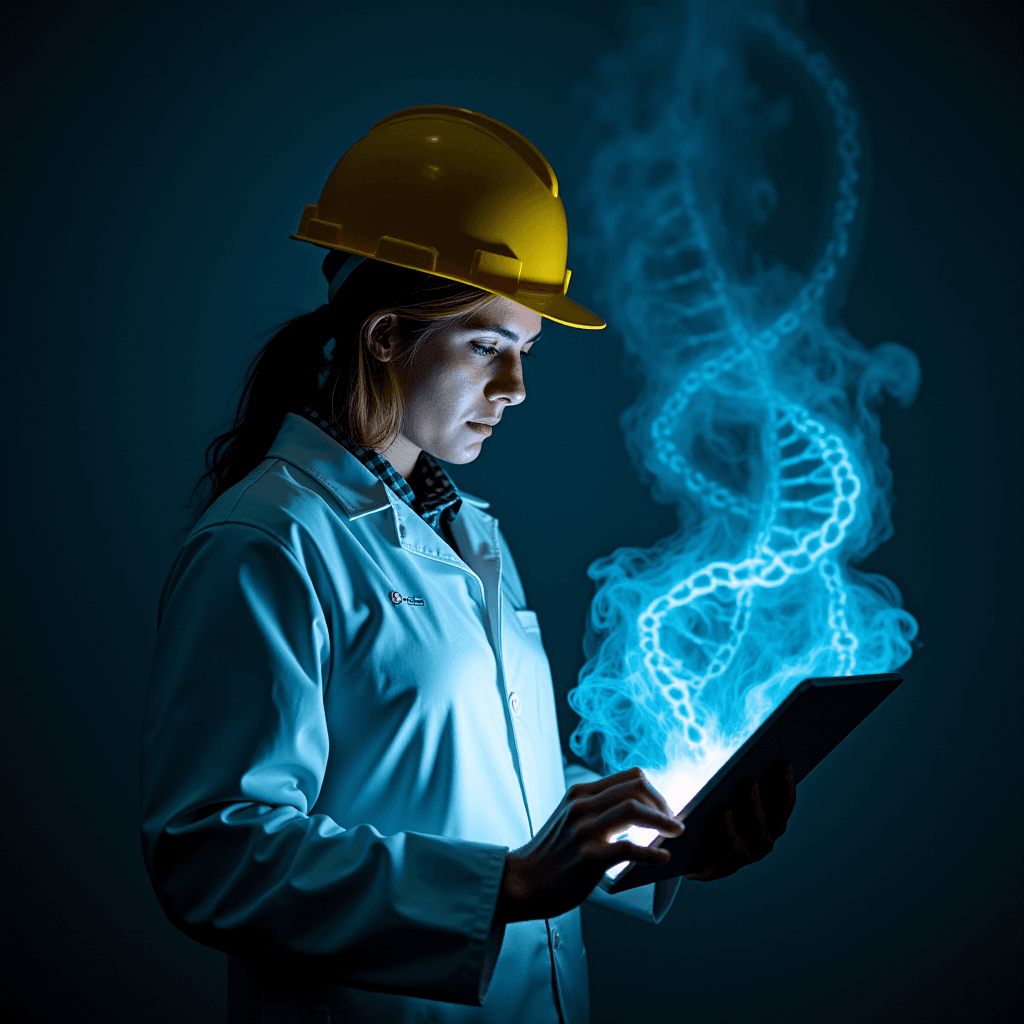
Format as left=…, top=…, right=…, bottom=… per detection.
left=486, top=351, right=527, bottom=406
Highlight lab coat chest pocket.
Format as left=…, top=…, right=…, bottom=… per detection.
left=503, top=608, right=565, bottom=823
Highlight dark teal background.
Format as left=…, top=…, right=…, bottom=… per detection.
left=1, top=2, right=1021, bottom=1021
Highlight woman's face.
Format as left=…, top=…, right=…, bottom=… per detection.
left=394, top=295, right=542, bottom=466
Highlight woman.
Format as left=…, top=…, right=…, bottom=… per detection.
left=141, top=106, right=792, bottom=1024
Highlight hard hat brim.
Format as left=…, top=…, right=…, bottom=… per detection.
left=290, top=238, right=606, bottom=330
left=510, top=289, right=606, bottom=330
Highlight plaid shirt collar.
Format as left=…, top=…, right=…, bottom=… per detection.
left=301, top=406, right=463, bottom=536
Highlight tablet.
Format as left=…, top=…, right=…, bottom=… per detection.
left=598, top=672, right=903, bottom=894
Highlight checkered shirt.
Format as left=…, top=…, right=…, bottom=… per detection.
left=301, top=406, right=463, bottom=538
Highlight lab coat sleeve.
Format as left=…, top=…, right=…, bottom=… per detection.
left=562, top=759, right=681, bottom=923
left=141, top=522, right=507, bottom=1005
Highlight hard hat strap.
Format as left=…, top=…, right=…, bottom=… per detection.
left=327, top=255, right=367, bottom=303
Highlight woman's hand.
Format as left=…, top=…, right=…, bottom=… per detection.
left=683, top=760, right=796, bottom=882
left=495, top=767, right=682, bottom=923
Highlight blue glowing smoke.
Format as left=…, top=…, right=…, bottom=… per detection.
left=568, top=0, right=919, bottom=810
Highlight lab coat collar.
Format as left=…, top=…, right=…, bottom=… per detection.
left=267, top=412, right=492, bottom=523
left=267, top=413, right=392, bottom=519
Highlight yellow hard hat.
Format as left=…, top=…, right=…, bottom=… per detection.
left=291, top=105, right=605, bottom=330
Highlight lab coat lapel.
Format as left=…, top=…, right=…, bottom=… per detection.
left=450, top=508, right=502, bottom=650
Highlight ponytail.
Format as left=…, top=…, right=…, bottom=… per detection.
left=194, top=305, right=334, bottom=514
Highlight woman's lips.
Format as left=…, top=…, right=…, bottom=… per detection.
left=467, top=421, right=494, bottom=437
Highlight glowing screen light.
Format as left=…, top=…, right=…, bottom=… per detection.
left=568, top=0, right=919, bottom=863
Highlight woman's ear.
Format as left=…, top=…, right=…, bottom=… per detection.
left=365, top=313, right=400, bottom=363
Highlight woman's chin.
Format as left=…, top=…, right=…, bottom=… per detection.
left=435, top=438, right=485, bottom=465
left=457, top=442, right=485, bottom=465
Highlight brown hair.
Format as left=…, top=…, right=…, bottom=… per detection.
left=194, top=256, right=491, bottom=515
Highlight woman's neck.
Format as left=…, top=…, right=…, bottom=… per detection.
left=377, top=433, right=421, bottom=482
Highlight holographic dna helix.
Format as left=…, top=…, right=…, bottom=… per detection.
left=569, top=1, right=919, bottom=803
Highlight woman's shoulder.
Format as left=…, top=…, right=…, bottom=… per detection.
left=189, top=456, right=351, bottom=554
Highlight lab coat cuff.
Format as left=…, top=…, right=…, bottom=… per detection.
left=465, top=843, right=509, bottom=1004
left=585, top=876, right=681, bottom=923
left=361, top=832, right=511, bottom=1004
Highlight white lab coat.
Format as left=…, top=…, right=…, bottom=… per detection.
left=141, top=412, right=677, bottom=1024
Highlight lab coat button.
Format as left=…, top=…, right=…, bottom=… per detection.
left=552, top=928, right=561, bottom=949
left=509, top=692, right=522, bottom=715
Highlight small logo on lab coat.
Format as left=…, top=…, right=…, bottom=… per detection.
left=389, top=591, right=424, bottom=607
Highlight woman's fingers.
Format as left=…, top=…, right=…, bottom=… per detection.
left=710, top=808, right=754, bottom=874
left=605, top=839, right=672, bottom=866
left=729, top=779, right=774, bottom=861
left=498, top=768, right=684, bottom=922
left=566, top=766, right=647, bottom=799
left=563, top=769, right=682, bottom=869
left=580, top=767, right=674, bottom=815
left=682, top=763, right=796, bottom=883
left=592, top=798, right=683, bottom=841
left=576, top=771, right=675, bottom=822
left=682, top=804, right=755, bottom=881
left=759, top=760, right=796, bottom=839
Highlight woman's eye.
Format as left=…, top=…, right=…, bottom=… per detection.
left=471, top=342, right=499, bottom=357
